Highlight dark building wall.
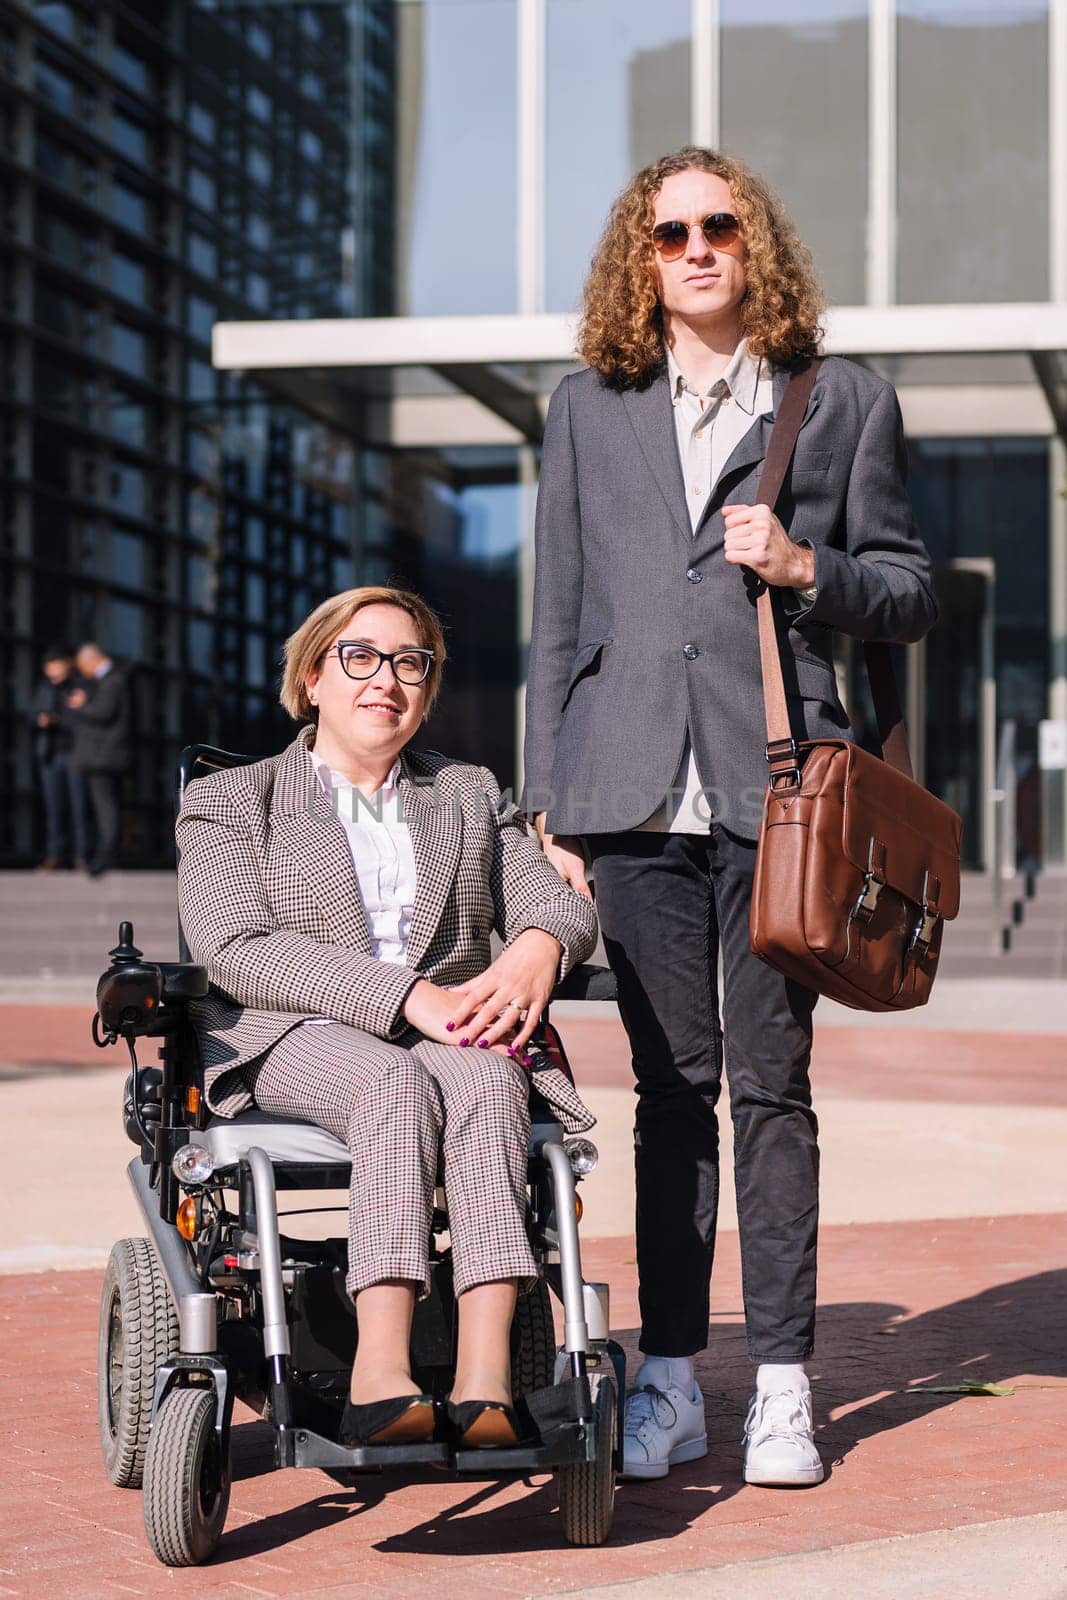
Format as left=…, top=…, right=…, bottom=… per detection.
left=0, top=0, right=397, bottom=865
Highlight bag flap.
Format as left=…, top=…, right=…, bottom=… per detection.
left=837, top=743, right=962, bottom=919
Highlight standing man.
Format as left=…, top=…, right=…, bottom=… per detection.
left=524, top=148, right=937, bottom=1486
left=31, top=647, right=89, bottom=870
left=69, top=641, right=131, bottom=876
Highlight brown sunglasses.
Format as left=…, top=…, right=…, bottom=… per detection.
left=651, top=212, right=741, bottom=262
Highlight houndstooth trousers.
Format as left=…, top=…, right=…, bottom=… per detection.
left=247, top=1020, right=538, bottom=1299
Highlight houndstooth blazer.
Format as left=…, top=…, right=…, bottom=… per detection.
left=175, top=728, right=598, bottom=1131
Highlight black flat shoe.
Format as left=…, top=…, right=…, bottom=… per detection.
left=445, top=1399, right=522, bottom=1448
left=339, top=1393, right=436, bottom=1447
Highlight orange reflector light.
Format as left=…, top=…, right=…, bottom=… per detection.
left=574, top=1193, right=584, bottom=1223
left=176, top=1196, right=198, bottom=1241
left=185, top=1085, right=201, bottom=1115
left=145, top=996, right=155, bottom=1007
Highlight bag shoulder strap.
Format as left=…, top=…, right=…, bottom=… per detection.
left=753, top=359, right=914, bottom=782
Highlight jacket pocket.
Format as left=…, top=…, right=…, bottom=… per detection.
left=790, top=448, right=832, bottom=479
left=562, top=637, right=612, bottom=706
left=785, top=653, right=839, bottom=699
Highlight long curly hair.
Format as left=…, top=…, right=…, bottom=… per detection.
left=578, top=147, right=825, bottom=388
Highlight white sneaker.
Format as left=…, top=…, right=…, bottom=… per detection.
left=742, top=1384, right=825, bottom=1486
left=622, top=1371, right=708, bottom=1480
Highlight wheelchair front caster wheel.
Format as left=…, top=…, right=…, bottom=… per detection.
left=142, top=1387, right=231, bottom=1566
left=557, top=1373, right=617, bottom=1546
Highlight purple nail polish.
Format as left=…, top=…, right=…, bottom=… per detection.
left=507, top=1047, right=517, bottom=1057
left=445, top=1021, right=455, bottom=1033
left=477, top=1038, right=489, bottom=1049
left=459, top=1036, right=470, bottom=1047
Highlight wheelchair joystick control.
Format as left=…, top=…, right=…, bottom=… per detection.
left=108, top=921, right=143, bottom=966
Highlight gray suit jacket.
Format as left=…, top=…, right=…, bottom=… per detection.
left=176, top=729, right=597, bottom=1130
left=524, top=355, right=938, bottom=838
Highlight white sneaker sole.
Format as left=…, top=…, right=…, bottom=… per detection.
left=744, top=1458, right=825, bottom=1487
left=621, top=1432, right=708, bottom=1481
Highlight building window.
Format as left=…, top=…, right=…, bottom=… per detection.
left=187, top=100, right=216, bottom=145
left=108, top=388, right=148, bottom=450
left=720, top=0, right=868, bottom=306
left=545, top=0, right=688, bottom=312
left=111, top=320, right=148, bottom=380
left=110, top=249, right=149, bottom=306
left=111, top=527, right=146, bottom=589
left=112, top=39, right=151, bottom=97
left=111, top=179, right=150, bottom=238
left=186, top=294, right=216, bottom=344
left=110, top=108, right=151, bottom=168
left=392, top=0, right=518, bottom=315
left=897, top=1, right=1049, bottom=302
left=187, top=165, right=217, bottom=212
left=187, top=231, right=218, bottom=278
left=110, top=461, right=147, bottom=518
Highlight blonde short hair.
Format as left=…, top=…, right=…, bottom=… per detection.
left=280, top=586, right=447, bottom=724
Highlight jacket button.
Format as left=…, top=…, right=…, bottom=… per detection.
left=683, top=643, right=699, bottom=660
left=686, top=567, right=702, bottom=583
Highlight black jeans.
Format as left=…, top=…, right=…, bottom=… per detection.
left=38, top=755, right=90, bottom=864
left=587, top=828, right=819, bottom=1362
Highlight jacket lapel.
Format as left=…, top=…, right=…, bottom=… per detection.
left=401, top=751, right=463, bottom=971
left=621, top=372, right=691, bottom=542
left=268, top=730, right=373, bottom=952
left=700, top=365, right=821, bottom=528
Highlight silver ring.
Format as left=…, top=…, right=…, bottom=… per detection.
left=508, top=998, right=529, bottom=1021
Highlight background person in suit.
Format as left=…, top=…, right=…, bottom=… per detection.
left=177, top=587, right=597, bottom=1449
left=31, top=646, right=89, bottom=870
left=525, top=147, right=937, bottom=1486
left=68, top=641, right=131, bottom=876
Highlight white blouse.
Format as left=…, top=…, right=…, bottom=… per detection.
left=310, top=752, right=417, bottom=965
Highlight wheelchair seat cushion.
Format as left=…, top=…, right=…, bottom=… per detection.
left=202, top=1109, right=351, bottom=1167
left=200, top=1108, right=567, bottom=1170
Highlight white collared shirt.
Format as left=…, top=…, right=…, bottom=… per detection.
left=637, top=341, right=776, bottom=834
left=310, top=751, right=417, bottom=964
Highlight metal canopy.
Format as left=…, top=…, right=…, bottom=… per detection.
left=212, top=305, right=1067, bottom=448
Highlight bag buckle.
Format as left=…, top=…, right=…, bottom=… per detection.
left=850, top=872, right=883, bottom=926
left=849, top=838, right=887, bottom=927
left=908, top=870, right=942, bottom=957
left=766, top=737, right=801, bottom=791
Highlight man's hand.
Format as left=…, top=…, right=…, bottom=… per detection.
left=534, top=813, right=592, bottom=900
left=443, top=928, right=563, bottom=1055
left=66, top=687, right=87, bottom=709
left=722, top=504, right=815, bottom=590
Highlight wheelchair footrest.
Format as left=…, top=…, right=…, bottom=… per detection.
left=291, top=1431, right=448, bottom=1470
left=285, top=1377, right=604, bottom=1475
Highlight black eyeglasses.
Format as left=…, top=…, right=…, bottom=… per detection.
left=329, top=641, right=435, bottom=686
left=651, top=212, right=741, bottom=262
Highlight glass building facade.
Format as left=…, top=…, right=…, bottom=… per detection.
left=2, top=0, right=1064, bottom=870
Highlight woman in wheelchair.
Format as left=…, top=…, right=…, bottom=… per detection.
left=176, top=586, right=597, bottom=1453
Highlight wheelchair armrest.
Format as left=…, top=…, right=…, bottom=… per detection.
left=156, top=962, right=209, bottom=1001
left=551, top=963, right=617, bottom=1003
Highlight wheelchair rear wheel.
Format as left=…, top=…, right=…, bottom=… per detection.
left=142, top=1386, right=231, bottom=1566
left=557, top=1371, right=617, bottom=1546
left=98, top=1237, right=179, bottom=1489
left=512, top=1278, right=555, bottom=1400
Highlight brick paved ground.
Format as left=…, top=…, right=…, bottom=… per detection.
left=1, top=1214, right=1064, bottom=1598
left=0, top=998, right=1064, bottom=1596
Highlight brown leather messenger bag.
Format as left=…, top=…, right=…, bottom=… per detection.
left=748, top=360, right=963, bottom=1011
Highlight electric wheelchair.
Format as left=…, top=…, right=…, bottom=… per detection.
left=94, top=745, right=623, bottom=1567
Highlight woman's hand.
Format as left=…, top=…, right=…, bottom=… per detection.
left=402, top=977, right=522, bottom=1059
left=445, top=928, right=562, bottom=1054
left=534, top=813, right=593, bottom=900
